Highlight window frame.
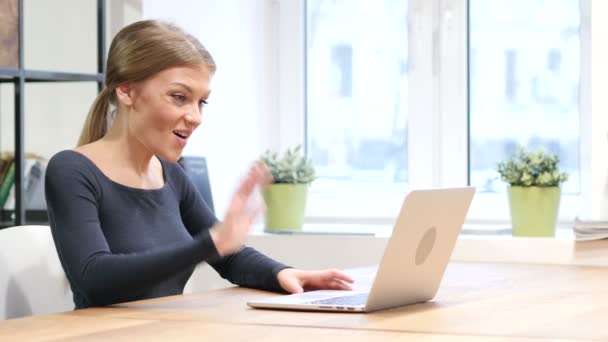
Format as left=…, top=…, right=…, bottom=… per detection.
left=276, top=0, right=594, bottom=225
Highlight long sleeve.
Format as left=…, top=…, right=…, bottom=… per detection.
left=178, top=165, right=290, bottom=293
left=208, top=247, right=290, bottom=293
left=45, top=152, right=221, bottom=307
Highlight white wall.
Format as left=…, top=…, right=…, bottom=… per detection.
left=143, top=0, right=279, bottom=219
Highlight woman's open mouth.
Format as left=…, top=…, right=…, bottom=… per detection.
left=173, top=130, right=191, bottom=140
left=173, top=130, right=192, bottom=147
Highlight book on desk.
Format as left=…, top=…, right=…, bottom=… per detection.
left=573, top=217, right=608, bottom=241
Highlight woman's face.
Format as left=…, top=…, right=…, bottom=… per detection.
left=120, top=64, right=211, bottom=162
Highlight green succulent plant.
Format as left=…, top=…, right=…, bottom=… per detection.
left=260, top=145, right=316, bottom=184
left=497, top=145, right=568, bottom=187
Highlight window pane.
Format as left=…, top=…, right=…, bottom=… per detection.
left=469, top=0, right=580, bottom=194
left=306, top=0, right=408, bottom=192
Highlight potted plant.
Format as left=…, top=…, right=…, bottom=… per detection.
left=260, top=145, right=315, bottom=232
left=497, top=145, right=569, bottom=237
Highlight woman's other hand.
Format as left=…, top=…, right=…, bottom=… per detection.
left=277, top=268, right=355, bottom=294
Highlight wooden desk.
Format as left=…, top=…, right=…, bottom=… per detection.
left=1, top=316, right=555, bottom=342
left=2, top=262, right=607, bottom=341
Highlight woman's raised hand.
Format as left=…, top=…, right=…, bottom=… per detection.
left=209, top=162, right=272, bottom=256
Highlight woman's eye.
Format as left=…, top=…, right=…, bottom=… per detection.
left=198, top=99, right=208, bottom=108
left=172, top=94, right=186, bottom=102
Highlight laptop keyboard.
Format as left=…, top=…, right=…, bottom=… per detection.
left=309, top=293, right=368, bottom=306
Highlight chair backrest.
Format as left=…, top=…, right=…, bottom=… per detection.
left=0, top=225, right=73, bottom=319
left=178, top=156, right=215, bottom=214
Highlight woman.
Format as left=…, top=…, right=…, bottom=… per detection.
left=45, top=19, right=353, bottom=309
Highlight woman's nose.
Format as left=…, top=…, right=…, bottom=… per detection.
left=186, top=107, right=202, bottom=128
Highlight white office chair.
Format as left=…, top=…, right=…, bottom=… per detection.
left=0, top=225, right=73, bottom=320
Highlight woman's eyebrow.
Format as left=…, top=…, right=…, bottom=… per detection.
left=169, top=82, right=193, bottom=93
left=170, top=82, right=210, bottom=99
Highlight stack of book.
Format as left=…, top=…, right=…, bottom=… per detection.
left=0, top=152, right=15, bottom=209
left=573, top=217, right=608, bottom=241
left=0, top=152, right=47, bottom=211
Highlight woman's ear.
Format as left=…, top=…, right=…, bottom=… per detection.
left=115, top=83, right=134, bottom=107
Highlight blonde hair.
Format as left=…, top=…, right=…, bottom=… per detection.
left=77, top=20, right=216, bottom=146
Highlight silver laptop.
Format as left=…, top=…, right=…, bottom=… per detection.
left=247, top=187, right=475, bottom=313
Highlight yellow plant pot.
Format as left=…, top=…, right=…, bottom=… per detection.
left=508, top=186, right=561, bottom=237
left=263, top=184, right=308, bottom=232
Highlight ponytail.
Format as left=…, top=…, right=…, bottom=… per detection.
left=77, top=87, right=112, bottom=146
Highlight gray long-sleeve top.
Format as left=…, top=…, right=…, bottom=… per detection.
left=45, top=150, right=288, bottom=309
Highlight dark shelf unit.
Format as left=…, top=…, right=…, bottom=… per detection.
left=0, top=0, right=107, bottom=228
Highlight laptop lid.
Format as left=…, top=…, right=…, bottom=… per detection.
left=364, top=186, right=475, bottom=311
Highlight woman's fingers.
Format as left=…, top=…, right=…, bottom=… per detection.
left=321, top=269, right=355, bottom=284
left=246, top=204, right=264, bottom=226
left=303, top=278, right=352, bottom=291
left=235, top=172, right=257, bottom=199
left=226, top=189, right=246, bottom=217
left=214, top=161, right=273, bottom=256
left=257, top=161, right=274, bottom=185
left=334, top=270, right=355, bottom=283
left=298, top=270, right=354, bottom=291
left=235, top=162, right=272, bottom=200
left=327, top=279, right=353, bottom=291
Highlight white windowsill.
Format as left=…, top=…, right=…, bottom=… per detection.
left=252, top=222, right=576, bottom=239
